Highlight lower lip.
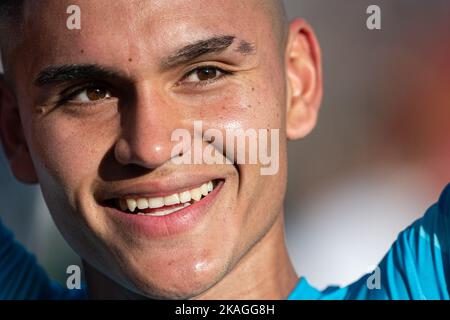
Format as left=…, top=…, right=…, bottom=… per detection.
left=105, top=181, right=224, bottom=238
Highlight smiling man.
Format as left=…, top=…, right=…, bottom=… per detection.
left=0, top=0, right=313, bottom=299
left=0, top=0, right=449, bottom=300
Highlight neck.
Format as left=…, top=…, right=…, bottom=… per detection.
left=84, top=212, right=298, bottom=300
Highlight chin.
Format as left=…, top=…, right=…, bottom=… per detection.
left=118, top=255, right=231, bottom=300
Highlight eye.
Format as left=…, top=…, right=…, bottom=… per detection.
left=69, top=86, right=112, bottom=103
left=181, top=66, right=231, bottom=85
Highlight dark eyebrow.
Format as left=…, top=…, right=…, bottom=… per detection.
left=33, top=64, right=126, bottom=87
left=160, top=35, right=255, bottom=71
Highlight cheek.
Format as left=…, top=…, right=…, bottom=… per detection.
left=189, top=81, right=287, bottom=242
left=29, top=112, right=119, bottom=192
left=193, top=83, right=284, bottom=133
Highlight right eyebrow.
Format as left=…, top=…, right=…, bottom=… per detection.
left=33, top=64, right=127, bottom=87
left=160, top=35, right=249, bottom=71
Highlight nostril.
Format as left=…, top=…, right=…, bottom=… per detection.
left=114, top=139, right=133, bottom=165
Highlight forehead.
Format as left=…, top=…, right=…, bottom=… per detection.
left=11, top=0, right=275, bottom=78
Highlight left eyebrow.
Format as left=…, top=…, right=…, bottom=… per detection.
left=160, top=35, right=255, bottom=71
left=33, top=64, right=127, bottom=87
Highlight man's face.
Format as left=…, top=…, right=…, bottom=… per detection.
left=7, top=0, right=290, bottom=298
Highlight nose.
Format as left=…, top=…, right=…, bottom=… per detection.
left=114, top=85, right=180, bottom=169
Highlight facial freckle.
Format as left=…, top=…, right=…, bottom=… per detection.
left=128, top=58, right=133, bottom=62
left=80, top=49, right=84, bottom=54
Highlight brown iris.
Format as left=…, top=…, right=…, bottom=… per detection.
left=86, top=87, right=108, bottom=101
left=196, top=67, right=218, bottom=81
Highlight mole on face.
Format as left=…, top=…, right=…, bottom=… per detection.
left=128, top=58, right=133, bottom=62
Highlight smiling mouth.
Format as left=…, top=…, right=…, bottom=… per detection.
left=104, top=180, right=221, bottom=217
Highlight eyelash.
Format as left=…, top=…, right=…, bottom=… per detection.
left=57, top=65, right=234, bottom=105
left=58, top=82, right=111, bottom=105
left=178, top=65, right=234, bottom=88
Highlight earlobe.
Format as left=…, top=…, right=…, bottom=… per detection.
left=285, top=19, right=323, bottom=141
left=0, top=75, right=38, bottom=184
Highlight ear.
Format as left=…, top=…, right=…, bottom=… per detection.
left=0, top=75, right=38, bottom=184
left=285, top=19, right=323, bottom=140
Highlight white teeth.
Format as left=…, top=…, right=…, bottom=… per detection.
left=139, top=202, right=191, bottom=217
left=164, top=194, right=180, bottom=206
left=148, top=197, right=164, bottom=209
left=179, top=191, right=192, bottom=204
left=200, top=183, right=209, bottom=196
left=207, top=181, right=213, bottom=192
left=126, top=199, right=137, bottom=212
left=137, top=198, right=149, bottom=210
left=190, top=188, right=202, bottom=201
left=119, top=180, right=217, bottom=213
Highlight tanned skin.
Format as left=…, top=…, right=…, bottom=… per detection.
left=0, top=0, right=322, bottom=299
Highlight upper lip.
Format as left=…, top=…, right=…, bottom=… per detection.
left=95, top=174, right=222, bottom=202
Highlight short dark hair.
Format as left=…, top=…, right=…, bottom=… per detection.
left=0, top=0, right=24, bottom=24
left=0, top=0, right=25, bottom=71
left=0, top=1, right=288, bottom=72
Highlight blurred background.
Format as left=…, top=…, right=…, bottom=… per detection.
left=1, top=0, right=450, bottom=289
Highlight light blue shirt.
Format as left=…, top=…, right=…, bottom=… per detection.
left=2, top=185, right=450, bottom=300
left=289, top=184, right=450, bottom=300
